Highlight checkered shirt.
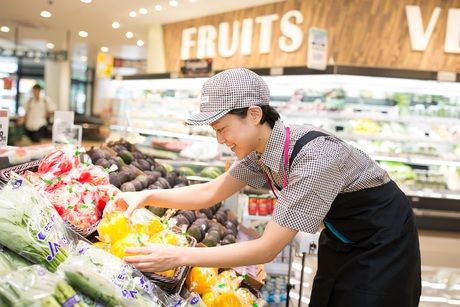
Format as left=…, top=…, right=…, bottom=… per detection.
left=230, top=120, right=391, bottom=233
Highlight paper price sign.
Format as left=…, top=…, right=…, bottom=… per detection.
left=0, top=109, right=8, bottom=147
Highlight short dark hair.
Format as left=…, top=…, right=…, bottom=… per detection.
left=32, top=84, right=42, bottom=90
left=228, top=105, right=280, bottom=128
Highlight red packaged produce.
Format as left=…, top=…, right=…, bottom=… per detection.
left=248, top=196, right=258, bottom=215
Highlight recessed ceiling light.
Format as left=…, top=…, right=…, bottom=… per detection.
left=80, top=56, right=88, bottom=62
left=125, top=32, right=133, bottom=39
left=100, top=46, right=109, bottom=52
left=40, top=10, right=52, bottom=18
left=136, top=40, right=144, bottom=47
left=154, top=4, right=162, bottom=11
left=129, top=11, right=137, bottom=17
left=169, top=0, right=178, bottom=7
left=139, top=8, right=148, bottom=15
left=0, top=26, right=10, bottom=33
left=78, top=31, right=88, bottom=38
left=189, top=0, right=196, bottom=2
left=80, top=0, right=92, bottom=3
left=46, top=43, right=55, bottom=49
left=112, top=21, right=120, bottom=29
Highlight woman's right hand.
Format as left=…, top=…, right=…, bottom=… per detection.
left=113, top=191, right=148, bottom=218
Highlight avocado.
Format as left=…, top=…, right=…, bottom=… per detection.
left=137, top=159, right=151, bottom=171
left=223, top=234, right=236, bottom=244
left=156, top=177, right=171, bottom=189
left=173, top=214, right=190, bottom=227
left=109, top=173, right=122, bottom=188
left=188, top=225, right=204, bottom=242
left=178, top=210, right=195, bottom=224
left=118, top=170, right=131, bottom=183
left=202, top=234, right=218, bottom=247
left=119, top=150, right=134, bottom=164
left=135, top=175, right=149, bottom=189
left=207, top=229, right=221, bottom=241
left=95, top=158, right=110, bottom=169
left=130, top=179, right=143, bottom=191
left=199, top=208, right=213, bottom=219
left=120, top=182, right=136, bottom=192
left=148, top=206, right=166, bottom=217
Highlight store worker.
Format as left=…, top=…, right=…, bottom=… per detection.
left=24, top=84, right=55, bottom=143
left=117, top=68, right=421, bottom=306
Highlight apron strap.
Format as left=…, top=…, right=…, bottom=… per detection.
left=289, top=130, right=329, bottom=169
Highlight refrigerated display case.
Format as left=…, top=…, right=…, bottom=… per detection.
left=108, top=71, right=460, bottom=231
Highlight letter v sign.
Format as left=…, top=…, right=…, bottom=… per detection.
left=405, top=5, right=441, bottom=51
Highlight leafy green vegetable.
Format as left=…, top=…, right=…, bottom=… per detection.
left=0, top=174, right=77, bottom=272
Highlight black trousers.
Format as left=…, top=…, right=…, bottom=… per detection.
left=25, top=126, right=48, bottom=143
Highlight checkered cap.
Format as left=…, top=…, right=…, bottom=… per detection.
left=186, top=68, right=270, bottom=125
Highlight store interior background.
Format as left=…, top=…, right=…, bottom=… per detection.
left=1, top=0, right=460, bottom=305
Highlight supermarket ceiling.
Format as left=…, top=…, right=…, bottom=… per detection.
left=0, top=0, right=285, bottom=59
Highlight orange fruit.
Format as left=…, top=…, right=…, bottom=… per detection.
left=186, top=267, right=218, bottom=295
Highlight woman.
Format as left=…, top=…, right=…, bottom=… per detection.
left=117, top=68, right=421, bottom=306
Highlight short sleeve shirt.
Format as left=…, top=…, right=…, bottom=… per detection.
left=230, top=120, right=390, bottom=233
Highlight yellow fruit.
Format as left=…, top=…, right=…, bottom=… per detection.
left=235, top=288, right=256, bottom=305
left=216, top=270, right=242, bottom=291
left=202, top=292, right=217, bottom=306
left=98, top=212, right=131, bottom=243
left=110, top=233, right=148, bottom=258
left=214, top=292, right=243, bottom=307
left=147, top=219, right=164, bottom=235
left=150, top=230, right=178, bottom=245
left=186, top=267, right=218, bottom=295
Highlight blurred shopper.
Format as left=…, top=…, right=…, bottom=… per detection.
left=24, top=84, right=55, bottom=143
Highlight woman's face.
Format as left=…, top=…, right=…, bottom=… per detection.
left=211, top=107, right=262, bottom=159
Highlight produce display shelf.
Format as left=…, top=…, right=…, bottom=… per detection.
left=243, top=213, right=273, bottom=222
left=281, top=111, right=460, bottom=126
left=404, top=189, right=460, bottom=200
left=156, top=159, right=226, bottom=168
left=110, top=125, right=216, bottom=143
left=370, top=155, right=460, bottom=167
left=336, top=132, right=458, bottom=146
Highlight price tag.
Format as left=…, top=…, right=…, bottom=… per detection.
left=0, top=109, right=8, bottom=147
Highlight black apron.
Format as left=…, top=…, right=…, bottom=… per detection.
left=289, top=131, right=422, bottom=307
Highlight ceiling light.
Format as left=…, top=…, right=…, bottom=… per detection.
left=125, top=32, right=133, bottom=39
left=78, top=31, right=88, bottom=38
left=129, top=11, right=137, bottom=17
left=0, top=26, right=10, bottom=33
left=40, top=10, right=52, bottom=18
left=169, top=0, right=178, bottom=7
left=139, top=8, right=148, bottom=15
left=136, top=40, right=144, bottom=47
left=112, top=21, right=120, bottom=29
left=189, top=0, right=196, bottom=2
left=80, top=0, right=92, bottom=3
left=80, top=56, right=88, bottom=62
left=46, top=43, right=55, bottom=49
left=100, top=46, right=109, bottom=52
left=154, top=4, right=162, bottom=11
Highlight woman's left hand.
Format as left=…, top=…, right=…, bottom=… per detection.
left=124, top=244, right=182, bottom=273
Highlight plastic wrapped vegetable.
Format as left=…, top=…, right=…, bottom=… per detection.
left=0, top=265, right=85, bottom=307
left=60, top=241, right=171, bottom=307
left=0, top=174, right=78, bottom=272
left=38, top=146, right=81, bottom=177
left=0, top=245, right=33, bottom=274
